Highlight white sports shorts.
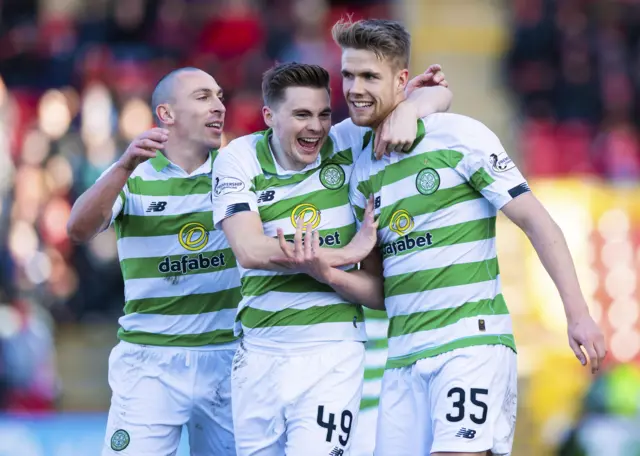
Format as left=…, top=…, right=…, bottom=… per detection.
left=231, top=340, right=365, bottom=456
left=375, top=344, right=517, bottom=456
left=102, top=340, right=236, bottom=455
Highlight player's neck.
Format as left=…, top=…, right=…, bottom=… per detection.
left=269, top=135, right=306, bottom=172
left=372, top=94, right=407, bottom=132
left=163, top=137, right=210, bottom=174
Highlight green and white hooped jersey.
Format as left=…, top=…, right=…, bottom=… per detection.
left=211, top=119, right=368, bottom=346
left=104, top=151, right=241, bottom=347
left=350, top=113, right=528, bottom=369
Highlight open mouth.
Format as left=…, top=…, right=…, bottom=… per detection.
left=205, top=121, right=224, bottom=133
left=351, top=101, right=374, bottom=109
left=297, top=137, right=321, bottom=153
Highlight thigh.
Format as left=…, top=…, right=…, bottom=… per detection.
left=102, top=343, right=189, bottom=456
left=374, top=366, right=430, bottom=456
left=231, top=343, right=286, bottom=456
left=285, top=342, right=365, bottom=456
left=425, top=345, right=517, bottom=455
left=189, top=348, right=236, bottom=456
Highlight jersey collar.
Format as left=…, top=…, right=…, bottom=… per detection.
left=255, top=128, right=335, bottom=175
left=149, top=150, right=216, bottom=174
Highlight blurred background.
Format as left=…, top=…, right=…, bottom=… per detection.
left=1, top=0, right=640, bottom=455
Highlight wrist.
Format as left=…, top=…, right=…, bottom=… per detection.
left=564, top=298, right=591, bottom=323
left=115, top=159, right=137, bottom=174
left=323, top=246, right=354, bottom=267
left=399, top=98, right=420, bottom=118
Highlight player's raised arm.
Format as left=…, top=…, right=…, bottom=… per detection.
left=366, top=65, right=452, bottom=158
left=67, top=128, right=168, bottom=242
left=455, top=117, right=607, bottom=374
left=212, top=145, right=374, bottom=271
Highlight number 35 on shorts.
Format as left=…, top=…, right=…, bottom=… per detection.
left=317, top=405, right=353, bottom=448
left=445, top=387, right=489, bottom=425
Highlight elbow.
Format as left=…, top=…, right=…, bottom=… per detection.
left=364, top=297, right=386, bottom=311
left=66, top=221, right=90, bottom=244
left=66, top=216, right=98, bottom=244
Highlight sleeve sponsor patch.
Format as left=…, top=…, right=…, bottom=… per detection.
left=489, top=152, right=516, bottom=173
left=214, top=176, right=245, bottom=196
left=508, top=182, right=531, bottom=199
left=225, top=203, right=251, bottom=218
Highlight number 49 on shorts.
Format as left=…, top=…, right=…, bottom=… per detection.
left=317, top=405, right=353, bottom=447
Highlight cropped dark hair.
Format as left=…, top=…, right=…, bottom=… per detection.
left=332, top=18, right=411, bottom=69
left=262, top=62, right=330, bottom=107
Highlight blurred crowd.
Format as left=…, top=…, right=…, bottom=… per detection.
left=506, top=0, right=640, bottom=179
left=0, top=0, right=390, bottom=410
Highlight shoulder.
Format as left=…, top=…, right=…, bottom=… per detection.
left=214, top=133, right=262, bottom=173
left=329, top=118, right=370, bottom=158
left=422, top=113, right=503, bottom=153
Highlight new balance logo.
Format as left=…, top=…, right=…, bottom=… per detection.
left=257, top=190, right=276, bottom=203
left=146, top=201, right=167, bottom=212
left=455, top=428, right=476, bottom=439
left=329, top=448, right=344, bottom=456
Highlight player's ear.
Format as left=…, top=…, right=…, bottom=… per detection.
left=397, top=68, right=409, bottom=93
left=157, top=104, right=174, bottom=126
left=262, top=106, right=275, bottom=128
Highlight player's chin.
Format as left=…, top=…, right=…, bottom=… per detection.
left=348, top=109, right=375, bottom=127
left=293, top=147, right=319, bottom=165
left=204, top=135, right=223, bottom=150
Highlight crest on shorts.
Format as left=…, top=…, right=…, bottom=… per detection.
left=111, top=429, right=130, bottom=452
left=319, top=164, right=345, bottom=190
left=416, top=168, right=440, bottom=195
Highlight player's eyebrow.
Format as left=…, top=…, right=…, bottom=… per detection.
left=292, top=108, right=332, bottom=115
left=192, top=88, right=213, bottom=95
left=360, top=70, right=382, bottom=78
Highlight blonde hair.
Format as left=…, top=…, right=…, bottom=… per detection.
left=331, top=18, right=411, bottom=69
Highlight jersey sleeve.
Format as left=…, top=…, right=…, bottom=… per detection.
left=96, top=163, right=127, bottom=229
left=211, top=145, right=259, bottom=230
left=330, top=118, right=369, bottom=160
left=455, top=121, right=530, bottom=210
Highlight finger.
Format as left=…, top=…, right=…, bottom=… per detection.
left=584, top=343, right=599, bottom=373
left=313, top=229, right=320, bottom=255
left=385, top=136, right=396, bottom=155
left=276, top=228, right=292, bottom=257
left=133, top=148, right=158, bottom=158
left=375, top=123, right=389, bottom=160
left=304, top=223, right=313, bottom=259
left=365, top=196, right=375, bottom=222
left=594, top=336, right=607, bottom=370
left=138, top=138, right=166, bottom=150
left=401, top=140, right=413, bottom=153
left=569, top=337, right=587, bottom=366
left=432, top=71, right=445, bottom=84
left=139, top=129, right=169, bottom=142
left=294, top=217, right=304, bottom=258
left=425, top=64, right=442, bottom=74
left=411, top=73, right=434, bottom=87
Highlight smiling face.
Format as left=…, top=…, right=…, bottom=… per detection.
left=157, top=69, right=226, bottom=150
left=341, top=48, right=408, bottom=129
left=263, top=86, right=332, bottom=171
